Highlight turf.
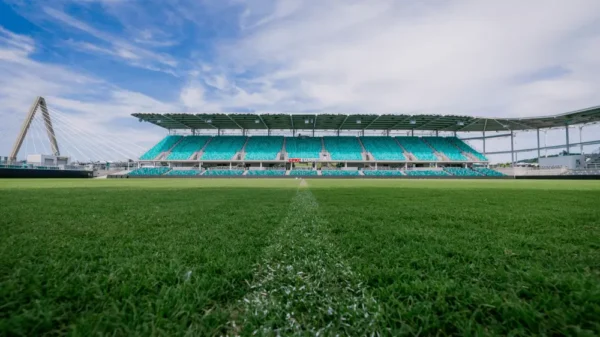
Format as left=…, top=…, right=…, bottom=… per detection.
left=1, top=179, right=599, bottom=336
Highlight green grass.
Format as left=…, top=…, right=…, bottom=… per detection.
left=1, top=179, right=599, bottom=336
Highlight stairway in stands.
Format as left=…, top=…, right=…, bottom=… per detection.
left=192, top=137, right=213, bottom=160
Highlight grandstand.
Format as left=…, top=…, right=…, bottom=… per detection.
left=121, top=108, right=600, bottom=178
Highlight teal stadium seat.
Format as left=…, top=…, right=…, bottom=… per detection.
left=167, top=136, right=211, bottom=160
left=474, top=168, right=505, bottom=176
left=320, top=170, right=360, bottom=176
left=423, top=137, right=467, bottom=161
left=129, top=167, right=171, bottom=176
left=444, top=167, right=481, bottom=176
left=245, top=136, right=284, bottom=160
left=290, top=169, right=317, bottom=176
left=201, top=137, right=247, bottom=160
left=448, top=137, right=487, bottom=161
left=323, top=137, right=363, bottom=161
left=404, top=170, right=449, bottom=176
left=396, top=137, right=438, bottom=161
left=362, top=170, right=404, bottom=176
left=140, top=135, right=183, bottom=160
left=360, top=137, right=405, bottom=161
left=203, top=169, right=244, bottom=176
left=166, top=169, right=201, bottom=176
left=285, top=137, right=322, bottom=159
left=246, top=170, right=286, bottom=176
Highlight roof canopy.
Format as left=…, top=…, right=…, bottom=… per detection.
left=132, top=105, right=600, bottom=132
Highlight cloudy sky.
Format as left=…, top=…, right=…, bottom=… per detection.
left=1, top=0, right=599, bottom=163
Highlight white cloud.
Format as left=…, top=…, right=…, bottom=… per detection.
left=218, top=0, right=600, bottom=118
left=43, top=7, right=179, bottom=73
left=0, top=27, right=178, bottom=161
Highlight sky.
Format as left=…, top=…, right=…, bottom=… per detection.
left=1, top=0, right=599, bottom=163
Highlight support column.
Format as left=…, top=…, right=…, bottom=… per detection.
left=411, top=129, right=414, bottom=137
left=229, top=162, right=232, bottom=170
left=453, top=131, right=457, bottom=137
left=482, top=131, right=486, bottom=157
left=579, top=126, right=584, bottom=154
left=312, top=129, right=315, bottom=137
left=435, top=130, right=439, bottom=137
left=336, top=130, right=340, bottom=136
left=510, top=130, right=515, bottom=166
left=565, top=125, right=570, bottom=154
left=267, top=129, right=271, bottom=136
left=218, top=128, right=221, bottom=136
left=260, top=162, right=262, bottom=168
left=536, top=128, right=540, bottom=159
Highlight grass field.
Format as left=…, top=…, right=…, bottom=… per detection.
left=1, top=179, right=599, bottom=336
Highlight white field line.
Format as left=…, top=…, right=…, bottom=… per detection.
left=231, top=184, right=382, bottom=336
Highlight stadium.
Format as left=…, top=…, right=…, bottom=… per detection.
left=3, top=96, right=600, bottom=178
left=1, top=1, right=600, bottom=334
left=1, top=96, right=600, bottom=335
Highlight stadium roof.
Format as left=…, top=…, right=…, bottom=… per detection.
left=133, top=105, right=600, bottom=132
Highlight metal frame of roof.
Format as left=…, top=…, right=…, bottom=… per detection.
left=132, top=105, right=600, bottom=132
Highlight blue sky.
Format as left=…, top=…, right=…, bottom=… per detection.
left=1, top=0, right=599, bottom=162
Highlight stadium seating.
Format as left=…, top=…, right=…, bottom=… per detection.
left=140, top=135, right=183, bottom=160
left=323, top=137, right=363, bottom=161
left=167, top=136, right=211, bottom=160
left=246, top=170, right=286, bottom=176
left=423, top=137, right=467, bottom=161
left=166, top=169, right=201, bottom=176
left=396, top=137, right=438, bottom=161
left=444, top=167, right=481, bottom=176
left=129, top=167, right=171, bottom=176
left=474, top=168, right=505, bottom=176
left=285, top=137, right=322, bottom=159
left=320, top=170, right=360, bottom=176
left=360, top=137, right=406, bottom=161
left=448, top=137, right=487, bottom=161
left=245, top=136, right=284, bottom=160
left=404, top=170, right=449, bottom=176
left=362, top=170, right=405, bottom=176
left=201, top=136, right=247, bottom=160
left=290, top=169, right=318, bottom=176
left=203, top=169, right=244, bottom=176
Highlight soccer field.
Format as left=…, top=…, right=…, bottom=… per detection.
left=1, top=179, right=599, bottom=336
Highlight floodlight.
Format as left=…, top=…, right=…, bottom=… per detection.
left=157, top=119, right=162, bottom=124
left=356, top=119, right=361, bottom=124
left=305, top=119, right=310, bottom=124
left=457, top=121, right=465, bottom=126
left=206, top=119, right=212, bottom=123
left=255, top=119, right=260, bottom=123
left=409, top=120, right=416, bottom=125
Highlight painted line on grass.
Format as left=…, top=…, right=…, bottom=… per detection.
left=230, top=180, right=382, bottom=335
